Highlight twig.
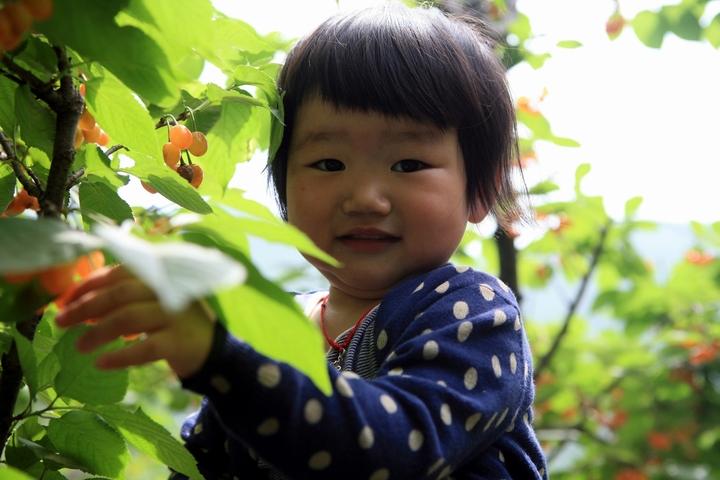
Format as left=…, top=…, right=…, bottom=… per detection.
left=534, top=221, right=612, bottom=380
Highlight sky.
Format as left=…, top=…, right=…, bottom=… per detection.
left=207, top=0, right=720, bottom=226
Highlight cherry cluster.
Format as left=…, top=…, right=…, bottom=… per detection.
left=143, top=121, right=208, bottom=193
left=0, top=0, right=53, bottom=54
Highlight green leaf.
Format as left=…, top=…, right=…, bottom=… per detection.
left=189, top=208, right=338, bottom=266
left=662, top=4, right=702, bottom=41
left=556, top=40, right=583, bottom=48
left=88, top=404, right=203, bottom=480
left=79, top=178, right=134, bottom=227
left=15, top=85, right=56, bottom=157
left=36, top=0, right=179, bottom=106
left=12, top=327, right=39, bottom=398
left=209, top=18, right=277, bottom=72
left=0, top=162, right=15, bottom=212
left=206, top=83, right=269, bottom=108
left=0, top=462, right=48, bottom=479
left=47, top=411, right=130, bottom=477
left=529, top=179, right=560, bottom=195
left=53, top=326, right=129, bottom=404
left=81, top=146, right=128, bottom=188
left=37, top=351, right=61, bottom=393
left=550, top=135, right=581, bottom=147
left=122, top=154, right=212, bottom=214
left=0, top=74, right=17, bottom=137
left=633, top=10, right=669, bottom=48
left=84, top=74, right=159, bottom=159
left=624, top=196, right=643, bottom=218
left=16, top=438, right=89, bottom=471
left=0, top=218, right=101, bottom=274
left=196, top=237, right=331, bottom=396
left=704, top=13, right=720, bottom=48
left=574, top=163, right=592, bottom=195
left=92, top=223, right=246, bottom=313
left=123, top=0, right=215, bottom=59
left=201, top=99, right=259, bottom=190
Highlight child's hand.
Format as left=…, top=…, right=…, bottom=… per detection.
left=55, top=265, right=216, bottom=379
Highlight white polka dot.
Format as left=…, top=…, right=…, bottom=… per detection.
left=358, top=426, right=374, bottom=449
left=224, top=440, right=229, bottom=453
left=422, top=328, right=433, bottom=335
left=413, top=282, right=424, bottom=293
left=457, top=321, right=473, bottom=342
left=484, top=411, right=499, bottom=432
left=514, top=315, right=521, bottom=331
left=440, top=403, right=452, bottom=425
left=336, top=375, right=354, bottom=397
left=415, top=312, right=424, bottom=319
left=523, top=412, right=530, bottom=428
left=464, top=367, right=478, bottom=390
left=257, top=417, right=279, bottom=436
left=455, top=265, right=470, bottom=273
left=493, top=309, right=507, bottom=326
left=388, top=367, right=403, bottom=376
left=408, top=429, right=424, bottom=451
left=210, top=375, right=231, bottom=393
left=304, top=399, right=323, bottom=424
left=248, top=448, right=257, bottom=460
left=510, top=353, right=517, bottom=374
left=437, top=380, right=447, bottom=387
left=465, top=413, right=482, bottom=431
left=423, top=340, right=440, bottom=360
left=524, top=360, right=529, bottom=378
left=308, top=451, right=331, bottom=470
left=380, top=394, right=398, bottom=413
left=369, top=469, right=390, bottom=480
left=435, top=281, right=450, bottom=293
left=193, top=422, right=203, bottom=435
left=453, top=301, right=469, bottom=319
left=492, top=355, right=502, bottom=377
left=499, top=451, right=505, bottom=463
left=428, top=458, right=445, bottom=475
left=437, top=466, right=452, bottom=479
left=257, top=364, right=281, bottom=388
left=386, top=351, right=397, bottom=361
left=497, top=278, right=510, bottom=292
left=377, top=330, right=388, bottom=350
left=539, top=468, right=546, bottom=477
left=496, top=407, right=510, bottom=427
left=479, top=284, right=495, bottom=300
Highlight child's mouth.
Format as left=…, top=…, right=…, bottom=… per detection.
left=337, top=233, right=400, bottom=252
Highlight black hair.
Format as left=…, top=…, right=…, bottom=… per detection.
left=269, top=2, right=521, bottom=227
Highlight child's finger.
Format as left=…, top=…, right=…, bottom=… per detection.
left=95, top=334, right=166, bottom=371
left=55, top=277, right=156, bottom=328
left=73, top=301, right=167, bottom=354
left=58, top=265, right=133, bottom=306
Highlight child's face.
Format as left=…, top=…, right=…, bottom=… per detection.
left=286, top=99, right=481, bottom=300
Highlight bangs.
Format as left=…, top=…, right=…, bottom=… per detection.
left=278, top=4, right=487, bottom=130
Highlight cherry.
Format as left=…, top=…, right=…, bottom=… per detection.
left=82, top=123, right=102, bottom=144
left=22, top=0, right=53, bottom=21
left=169, top=124, right=192, bottom=150
left=189, top=164, right=203, bottom=188
left=39, top=261, right=78, bottom=296
left=79, top=107, right=95, bottom=130
left=176, top=164, right=194, bottom=183
left=162, top=142, right=181, bottom=167
left=188, top=131, right=208, bottom=157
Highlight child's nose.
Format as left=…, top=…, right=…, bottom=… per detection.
left=342, top=177, right=391, bottom=216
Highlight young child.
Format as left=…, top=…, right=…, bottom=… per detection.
left=56, top=3, right=548, bottom=479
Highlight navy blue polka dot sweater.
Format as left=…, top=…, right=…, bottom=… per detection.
left=174, top=264, right=548, bottom=479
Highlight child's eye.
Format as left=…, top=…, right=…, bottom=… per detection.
left=391, top=159, right=427, bottom=173
left=313, top=159, right=345, bottom=172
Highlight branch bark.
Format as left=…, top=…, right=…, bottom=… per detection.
left=533, top=222, right=612, bottom=380
left=0, top=314, right=42, bottom=459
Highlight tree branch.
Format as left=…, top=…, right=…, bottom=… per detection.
left=534, top=221, right=612, bottom=380
left=40, top=46, right=84, bottom=218
left=0, top=314, right=42, bottom=459
left=495, top=227, right=521, bottom=302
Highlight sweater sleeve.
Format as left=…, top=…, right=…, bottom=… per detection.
left=179, top=265, right=545, bottom=479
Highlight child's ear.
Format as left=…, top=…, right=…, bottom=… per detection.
left=468, top=201, right=488, bottom=225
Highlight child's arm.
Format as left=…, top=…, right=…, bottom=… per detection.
left=54, top=266, right=215, bottom=379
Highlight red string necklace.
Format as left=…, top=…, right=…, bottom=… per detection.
left=320, top=295, right=376, bottom=353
